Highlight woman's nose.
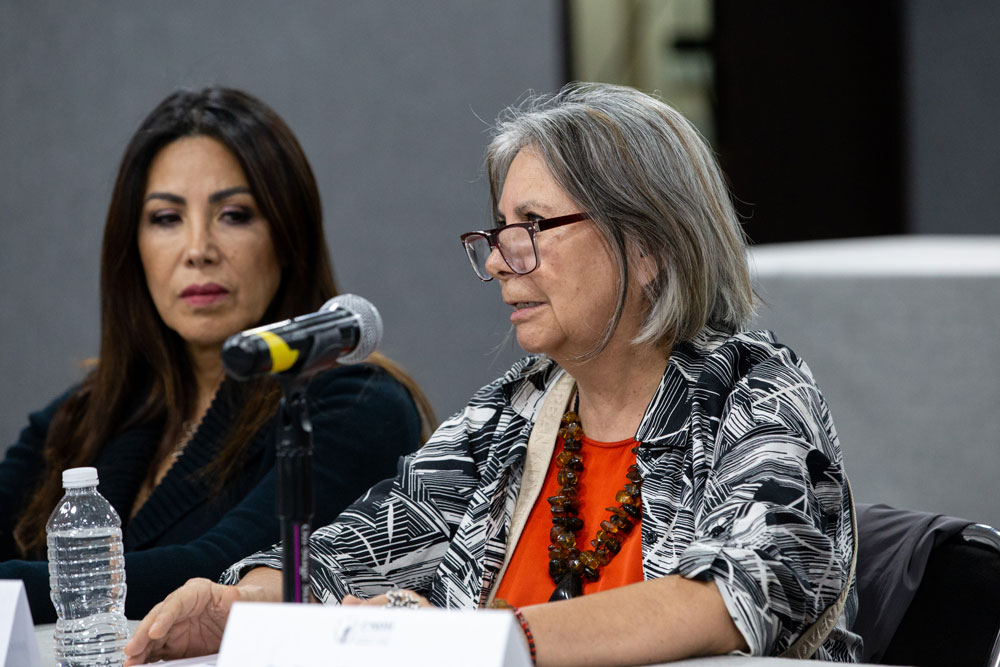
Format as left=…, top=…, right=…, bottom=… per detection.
left=183, top=222, right=220, bottom=267
left=484, top=244, right=510, bottom=280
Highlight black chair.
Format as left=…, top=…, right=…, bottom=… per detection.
left=855, top=503, right=1000, bottom=667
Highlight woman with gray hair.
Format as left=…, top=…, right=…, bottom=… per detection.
left=126, top=83, right=860, bottom=665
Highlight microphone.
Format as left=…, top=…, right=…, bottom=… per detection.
left=221, top=293, right=383, bottom=381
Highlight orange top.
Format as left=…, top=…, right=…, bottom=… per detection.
left=493, top=433, right=644, bottom=607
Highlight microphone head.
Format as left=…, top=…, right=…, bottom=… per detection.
left=324, top=293, right=382, bottom=364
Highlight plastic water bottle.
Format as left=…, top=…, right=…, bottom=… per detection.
left=47, top=467, right=128, bottom=667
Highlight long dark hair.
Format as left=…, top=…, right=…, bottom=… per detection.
left=14, top=87, right=435, bottom=555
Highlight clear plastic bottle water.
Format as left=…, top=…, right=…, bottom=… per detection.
left=47, top=467, right=128, bottom=667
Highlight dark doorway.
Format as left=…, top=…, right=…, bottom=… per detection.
left=712, top=1, right=906, bottom=244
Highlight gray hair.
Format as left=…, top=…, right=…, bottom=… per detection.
left=486, top=82, right=755, bottom=353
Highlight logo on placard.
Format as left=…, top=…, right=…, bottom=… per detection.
left=331, top=619, right=394, bottom=646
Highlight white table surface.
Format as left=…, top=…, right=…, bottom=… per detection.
left=35, top=622, right=886, bottom=667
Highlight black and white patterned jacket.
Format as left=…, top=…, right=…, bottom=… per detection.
left=224, top=328, right=861, bottom=660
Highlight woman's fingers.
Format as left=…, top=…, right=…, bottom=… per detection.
left=124, top=597, right=172, bottom=664
left=123, top=578, right=223, bottom=664
left=342, top=589, right=431, bottom=607
left=126, top=601, right=159, bottom=651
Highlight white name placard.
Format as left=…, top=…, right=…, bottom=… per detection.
left=217, top=602, right=532, bottom=667
left=0, top=580, right=41, bottom=667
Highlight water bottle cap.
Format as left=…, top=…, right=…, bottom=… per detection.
left=62, top=467, right=99, bottom=488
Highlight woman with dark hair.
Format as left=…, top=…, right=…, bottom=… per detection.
left=0, top=87, right=434, bottom=622
left=127, top=83, right=859, bottom=665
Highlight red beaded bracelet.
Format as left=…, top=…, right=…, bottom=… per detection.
left=510, top=606, right=537, bottom=665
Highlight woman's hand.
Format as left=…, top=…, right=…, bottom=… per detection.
left=123, top=578, right=236, bottom=665
left=342, top=588, right=432, bottom=608
left=123, top=568, right=280, bottom=665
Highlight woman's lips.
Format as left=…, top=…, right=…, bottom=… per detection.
left=509, top=301, right=544, bottom=323
left=181, top=283, right=229, bottom=306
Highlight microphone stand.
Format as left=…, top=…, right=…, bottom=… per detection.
left=275, top=378, right=314, bottom=603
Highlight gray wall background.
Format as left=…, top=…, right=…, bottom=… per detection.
left=0, top=1, right=563, bottom=449
left=907, top=1, right=1000, bottom=235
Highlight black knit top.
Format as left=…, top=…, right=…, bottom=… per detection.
left=0, top=362, right=422, bottom=622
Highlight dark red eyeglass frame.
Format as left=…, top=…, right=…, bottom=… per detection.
left=459, top=212, right=590, bottom=281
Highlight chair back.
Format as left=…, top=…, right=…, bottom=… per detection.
left=855, top=503, right=1000, bottom=666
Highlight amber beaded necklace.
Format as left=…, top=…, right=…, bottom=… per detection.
left=546, top=396, right=642, bottom=601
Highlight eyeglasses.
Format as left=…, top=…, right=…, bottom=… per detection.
left=460, top=212, right=590, bottom=281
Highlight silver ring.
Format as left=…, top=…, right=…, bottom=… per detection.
left=385, top=589, right=420, bottom=608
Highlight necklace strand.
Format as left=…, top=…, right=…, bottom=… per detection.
left=546, top=398, right=642, bottom=601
